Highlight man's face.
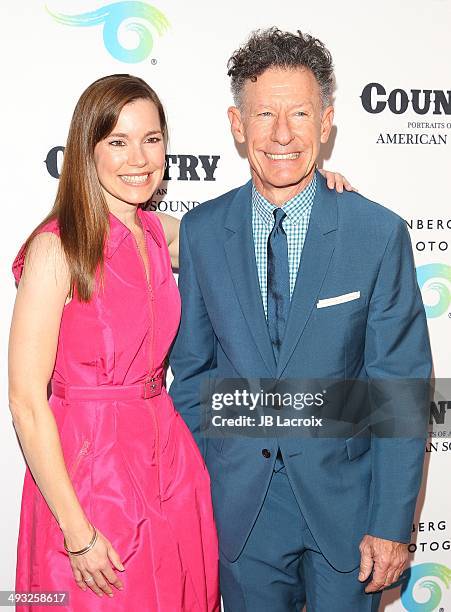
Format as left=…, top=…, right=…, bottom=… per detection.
left=228, top=67, right=334, bottom=205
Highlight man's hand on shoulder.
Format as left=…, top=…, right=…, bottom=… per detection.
left=358, top=534, right=408, bottom=593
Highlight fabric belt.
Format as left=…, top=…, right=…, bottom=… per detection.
left=51, top=375, right=164, bottom=401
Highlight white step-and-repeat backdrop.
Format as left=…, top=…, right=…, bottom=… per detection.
left=1, top=1, right=450, bottom=610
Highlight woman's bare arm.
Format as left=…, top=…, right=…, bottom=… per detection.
left=8, top=233, right=93, bottom=546
left=9, top=232, right=124, bottom=596
left=155, top=212, right=180, bottom=269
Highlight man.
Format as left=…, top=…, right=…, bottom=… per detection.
left=169, top=28, right=431, bottom=611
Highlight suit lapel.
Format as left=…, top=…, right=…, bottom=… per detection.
left=223, top=182, right=276, bottom=376
left=276, top=172, right=338, bottom=377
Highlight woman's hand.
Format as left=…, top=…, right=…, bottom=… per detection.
left=318, top=169, right=358, bottom=193
left=67, top=526, right=125, bottom=598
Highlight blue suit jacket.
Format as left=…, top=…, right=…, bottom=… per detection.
left=169, top=171, right=432, bottom=570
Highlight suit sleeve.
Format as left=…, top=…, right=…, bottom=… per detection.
left=169, top=216, right=216, bottom=457
left=364, top=218, right=432, bottom=542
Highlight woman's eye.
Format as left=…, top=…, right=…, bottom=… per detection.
left=146, top=137, right=161, bottom=144
left=109, top=140, right=125, bottom=146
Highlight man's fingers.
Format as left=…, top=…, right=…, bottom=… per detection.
left=387, top=560, right=406, bottom=587
left=365, top=579, right=386, bottom=593
left=365, top=571, right=388, bottom=592
left=358, top=548, right=374, bottom=582
left=391, top=568, right=402, bottom=585
left=383, top=567, right=398, bottom=589
left=360, top=537, right=409, bottom=593
left=365, top=561, right=405, bottom=593
left=365, top=561, right=389, bottom=593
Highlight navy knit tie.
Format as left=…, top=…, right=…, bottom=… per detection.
left=267, top=208, right=290, bottom=359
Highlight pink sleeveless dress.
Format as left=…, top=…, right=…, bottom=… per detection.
left=12, top=209, right=219, bottom=611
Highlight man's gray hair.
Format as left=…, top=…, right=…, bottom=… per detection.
left=227, top=27, right=335, bottom=110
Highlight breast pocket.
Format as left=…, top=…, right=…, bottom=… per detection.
left=315, top=292, right=366, bottom=318
left=308, top=297, right=367, bottom=378
left=312, top=293, right=367, bottom=336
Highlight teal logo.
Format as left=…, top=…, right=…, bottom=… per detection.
left=386, top=563, right=451, bottom=611
left=46, top=2, right=169, bottom=63
left=416, top=263, right=451, bottom=318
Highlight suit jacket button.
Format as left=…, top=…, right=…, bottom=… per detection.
left=262, top=449, right=271, bottom=458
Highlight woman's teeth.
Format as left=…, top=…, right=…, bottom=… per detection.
left=120, top=174, right=149, bottom=185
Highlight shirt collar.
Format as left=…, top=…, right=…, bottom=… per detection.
left=252, top=172, right=317, bottom=226
left=105, top=207, right=162, bottom=259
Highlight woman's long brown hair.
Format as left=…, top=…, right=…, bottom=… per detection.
left=23, top=74, right=167, bottom=301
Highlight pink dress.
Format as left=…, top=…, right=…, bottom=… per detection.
left=12, top=209, right=219, bottom=611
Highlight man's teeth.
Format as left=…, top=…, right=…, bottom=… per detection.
left=120, top=174, right=149, bottom=184
left=265, top=152, right=300, bottom=160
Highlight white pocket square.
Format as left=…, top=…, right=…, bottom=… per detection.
left=316, top=291, right=361, bottom=309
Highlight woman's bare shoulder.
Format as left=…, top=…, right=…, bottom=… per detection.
left=18, top=232, right=69, bottom=286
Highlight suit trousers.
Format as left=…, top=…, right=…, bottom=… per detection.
left=220, top=455, right=382, bottom=612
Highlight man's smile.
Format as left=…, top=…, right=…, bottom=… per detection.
left=264, top=152, right=301, bottom=160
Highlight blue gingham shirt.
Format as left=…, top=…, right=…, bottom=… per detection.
left=252, top=173, right=316, bottom=318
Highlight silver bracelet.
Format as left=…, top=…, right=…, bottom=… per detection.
left=64, top=525, right=98, bottom=556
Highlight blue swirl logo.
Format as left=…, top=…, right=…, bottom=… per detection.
left=386, top=563, right=451, bottom=611
left=416, top=263, right=451, bottom=318
left=47, top=2, right=170, bottom=63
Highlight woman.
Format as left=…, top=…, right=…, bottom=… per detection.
left=10, top=74, right=218, bottom=611
left=9, top=74, right=353, bottom=611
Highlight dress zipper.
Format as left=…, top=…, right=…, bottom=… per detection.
left=131, top=228, right=161, bottom=507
